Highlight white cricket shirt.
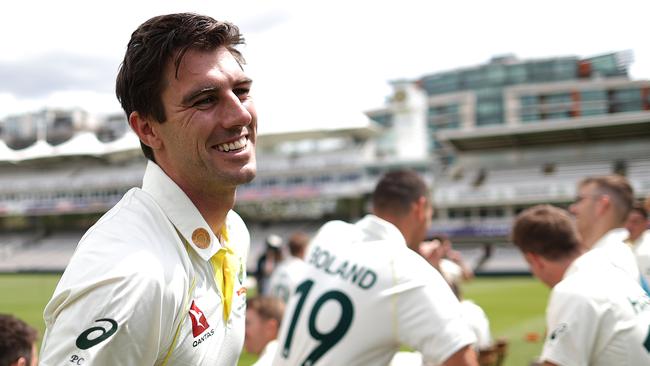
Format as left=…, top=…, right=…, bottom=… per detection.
left=40, top=161, right=250, bottom=365
left=440, top=258, right=463, bottom=285
left=272, top=215, right=475, bottom=366
left=459, top=300, right=492, bottom=351
left=541, top=248, right=650, bottom=366
left=591, top=228, right=640, bottom=282
left=266, top=256, right=307, bottom=303
left=252, top=339, right=277, bottom=366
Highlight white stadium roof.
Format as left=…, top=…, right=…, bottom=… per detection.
left=0, top=131, right=141, bottom=162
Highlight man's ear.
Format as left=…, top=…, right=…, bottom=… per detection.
left=597, top=194, right=612, bottom=216
left=11, top=356, right=27, bottom=366
left=412, top=196, right=428, bottom=220
left=129, top=111, right=163, bottom=151
left=265, top=318, right=280, bottom=339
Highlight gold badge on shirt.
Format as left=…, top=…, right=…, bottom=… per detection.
left=192, top=228, right=211, bottom=249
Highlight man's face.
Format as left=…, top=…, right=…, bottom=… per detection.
left=625, top=211, right=647, bottom=241
left=244, top=309, right=271, bottom=355
left=153, top=46, right=257, bottom=194
left=569, top=183, right=600, bottom=238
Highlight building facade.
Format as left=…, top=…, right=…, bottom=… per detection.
left=366, top=51, right=650, bottom=243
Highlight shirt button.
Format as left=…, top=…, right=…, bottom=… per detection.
left=191, top=228, right=211, bottom=249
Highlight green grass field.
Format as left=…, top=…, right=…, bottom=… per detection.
left=0, top=274, right=547, bottom=366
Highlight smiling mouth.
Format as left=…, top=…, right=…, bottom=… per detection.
left=215, top=136, right=248, bottom=152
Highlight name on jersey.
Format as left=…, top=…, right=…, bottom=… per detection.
left=308, top=245, right=377, bottom=290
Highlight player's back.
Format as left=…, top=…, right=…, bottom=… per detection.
left=272, top=216, right=474, bottom=366
left=267, top=256, right=307, bottom=303
left=545, top=249, right=650, bottom=365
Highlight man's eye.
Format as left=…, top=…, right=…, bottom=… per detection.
left=193, top=96, right=217, bottom=107
left=234, top=88, right=250, bottom=100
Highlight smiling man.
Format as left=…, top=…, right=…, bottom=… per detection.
left=40, top=13, right=256, bottom=365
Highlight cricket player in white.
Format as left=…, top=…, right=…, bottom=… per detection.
left=244, top=296, right=285, bottom=366
left=570, top=175, right=642, bottom=284
left=40, top=13, right=257, bottom=365
left=625, top=203, right=650, bottom=288
left=266, top=232, right=310, bottom=302
left=273, top=170, right=478, bottom=366
left=513, top=205, right=650, bottom=366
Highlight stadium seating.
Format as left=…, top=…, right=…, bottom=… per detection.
left=0, top=231, right=81, bottom=272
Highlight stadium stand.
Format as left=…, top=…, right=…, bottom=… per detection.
left=0, top=232, right=81, bottom=272
left=2, top=51, right=649, bottom=277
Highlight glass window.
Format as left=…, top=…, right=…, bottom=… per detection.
left=465, top=69, right=485, bottom=89
left=612, top=88, right=641, bottom=101
left=545, top=112, right=570, bottom=120
left=587, top=54, right=625, bottom=77
left=313, top=175, right=333, bottom=184
left=287, top=176, right=305, bottom=185
left=581, top=107, right=607, bottom=116
left=521, top=113, right=540, bottom=122
left=507, top=64, right=528, bottom=84
left=520, top=95, right=537, bottom=106
left=545, top=93, right=572, bottom=104
left=609, top=88, right=643, bottom=113
left=261, top=178, right=278, bottom=187
left=552, top=59, right=577, bottom=80
left=615, top=101, right=643, bottom=112
left=476, top=114, right=502, bottom=126
left=485, top=65, right=506, bottom=86
left=339, top=173, right=361, bottom=182
left=581, top=90, right=606, bottom=101
left=449, top=208, right=472, bottom=219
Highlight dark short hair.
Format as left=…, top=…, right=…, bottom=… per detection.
left=247, top=296, right=285, bottom=324
left=287, top=232, right=309, bottom=257
left=579, top=175, right=634, bottom=224
left=0, top=314, right=37, bottom=366
left=115, top=12, right=245, bottom=161
left=373, top=170, right=430, bottom=214
left=511, top=205, right=581, bottom=260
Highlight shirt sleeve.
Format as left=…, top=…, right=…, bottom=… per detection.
left=540, top=288, right=600, bottom=366
left=461, top=301, right=492, bottom=350
left=393, top=253, right=476, bottom=365
left=40, top=250, right=173, bottom=366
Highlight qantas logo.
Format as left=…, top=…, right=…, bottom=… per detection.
left=189, top=301, right=210, bottom=337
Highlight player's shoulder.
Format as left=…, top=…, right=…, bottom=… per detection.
left=318, top=220, right=358, bottom=235
left=636, top=231, right=650, bottom=254
left=310, top=220, right=362, bottom=247
left=552, top=265, right=621, bottom=309
left=83, top=187, right=168, bottom=241
left=67, top=188, right=181, bottom=279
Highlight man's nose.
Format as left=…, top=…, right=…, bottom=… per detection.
left=219, top=92, right=252, bottom=128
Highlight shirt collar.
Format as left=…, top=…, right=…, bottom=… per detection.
left=592, top=227, right=629, bottom=250
left=566, top=227, right=632, bottom=279
left=141, top=161, right=223, bottom=261
left=260, top=340, right=278, bottom=358
left=355, top=214, right=407, bottom=247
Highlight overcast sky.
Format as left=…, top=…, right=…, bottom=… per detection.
left=1, top=0, right=648, bottom=134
